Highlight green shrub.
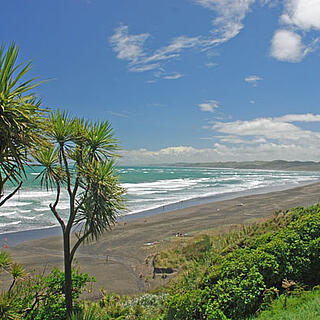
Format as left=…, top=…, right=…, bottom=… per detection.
left=164, top=289, right=209, bottom=320
left=163, top=204, right=320, bottom=320
left=4, top=267, right=94, bottom=320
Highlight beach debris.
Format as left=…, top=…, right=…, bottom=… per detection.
left=144, top=241, right=160, bottom=246
left=237, top=203, right=245, bottom=206
left=175, top=232, right=189, bottom=237
left=4, top=237, right=7, bottom=249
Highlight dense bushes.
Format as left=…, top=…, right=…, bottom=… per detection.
left=0, top=266, right=93, bottom=320
left=164, top=204, right=320, bottom=319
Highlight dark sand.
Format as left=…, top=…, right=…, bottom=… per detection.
left=3, top=182, right=320, bottom=297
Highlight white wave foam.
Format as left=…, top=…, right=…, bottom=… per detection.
left=17, top=209, right=32, bottom=213
left=1, top=201, right=32, bottom=208
left=56, top=202, right=70, bottom=210
left=18, top=215, right=39, bottom=220
left=34, top=207, right=49, bottom=212
left=0, top=221, right=21, bottom=227
left=0, top=211, right=17, bottom=217
left=123, top=179, right=198, bottom=196
left=16, top=190, right=55, bottom=199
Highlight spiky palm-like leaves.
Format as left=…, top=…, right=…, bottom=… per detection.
left=0, top=251, right=11, bottom=270
left=75, top=160, right=124, bottom=242
left=0, top=43, right=45, bottom=206
left=34, top=110, right=125, bottom=317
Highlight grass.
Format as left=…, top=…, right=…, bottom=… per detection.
left=248, top=289, right=320, bottom=320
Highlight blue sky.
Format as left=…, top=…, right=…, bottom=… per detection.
left=2, top=0, right=320, bottom=164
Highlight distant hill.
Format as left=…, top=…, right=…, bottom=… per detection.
left=172, top=160, right=320, bottom=171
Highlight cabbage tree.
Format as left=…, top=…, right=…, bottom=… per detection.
left=0, top=43, right=45, bottom=206
left=34, top=110, right=125, bottom=317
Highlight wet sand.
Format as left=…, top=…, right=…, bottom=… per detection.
left=3, top=182, right=320, bottom=297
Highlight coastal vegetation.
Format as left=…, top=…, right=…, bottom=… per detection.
left=33, top=110, right=125, bottom=317
left=0, top=43, right=125, bottom=317
left=1, top=204, right=320, bottom=319
left=1, top=42, right=320, bottom=319
left=0, top=43, right=45, bottom=207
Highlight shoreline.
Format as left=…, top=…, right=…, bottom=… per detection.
left=1, top=179, right=318, bottom=247
left=3, top=181, right=320, bottom=296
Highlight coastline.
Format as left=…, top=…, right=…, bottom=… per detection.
left=1, top=178, right=318, bottom=247
left=3, top=181, right=320, bottom=296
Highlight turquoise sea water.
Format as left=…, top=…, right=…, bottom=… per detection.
left=0, top=166, right=319, bottom=234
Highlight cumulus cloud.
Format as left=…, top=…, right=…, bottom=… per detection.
left=245, top=75, right=263, bottom=86
left=198, top=100, right=220, bottom=112
left=271, top=0, right=320, bottom=62
left=270, top=29, right=307, bottom=62
left=281, top=0, right=320, bottom=30
left=119, top=113, right=320, bottom=165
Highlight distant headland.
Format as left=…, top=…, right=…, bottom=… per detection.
left=171, top=160, right=320, bottom=171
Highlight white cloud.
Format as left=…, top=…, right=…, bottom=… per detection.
left=144, top=36, right=202, bottom=64
left=120, top=146, right=212, bottom=165
left=129, top=63, right=160, bottom=72
left=250, top=100, right=256, bottom=104
left=212, top=114, right=320, bottom=151
left=195, top=0, right=256, bottom=42
left=270, top=29, right=307, bottom=62
left=206, top=62, right=217, bottom=68
left=198, top=100, right=220, bottom=112
left=275, top=113, right=320, bottom=122
left=109, top=25, right=149, bottom=64
left=281, top=0, right=320, bottom=30
left=110, top=27, right=199, bottom=78
left=120, top=113, right=320, bottom=165
left=245, top=75, right=263, bottom=86
left=106, top=111, right=129, bottom=118
left=110, top=1, right=258, bottom=76
left=270, top=1, right=320, bottom=62
left=162, top=72, right=183, bottom=80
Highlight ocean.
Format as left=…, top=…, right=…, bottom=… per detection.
left=0, top=166, right=320, bottom=234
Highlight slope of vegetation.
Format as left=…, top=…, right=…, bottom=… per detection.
left=247, top=289, right=320, bottom=320
left=2, top=204, right=320, bottom=319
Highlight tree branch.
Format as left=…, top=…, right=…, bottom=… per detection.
left=61, top=145, right=73, bottom=197
left=49, top=182, right=65, bottom=231
left=70, top=230, right=91, bottom=263
left=0, top=181, right=23, bottom=207
left=74, top=184, right=90, bottom=215
left=61, top=145, right=76, bottom=235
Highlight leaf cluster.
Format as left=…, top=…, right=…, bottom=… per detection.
left=34, top=110, right=125, bottom=242
left=0, top=260, right=93, bottom=320
left=0, top=43, right=46, bottom=199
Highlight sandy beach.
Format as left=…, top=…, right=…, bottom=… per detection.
left=3, top=181, right=320, bottom=298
